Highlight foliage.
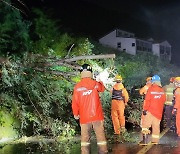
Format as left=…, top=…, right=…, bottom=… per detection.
left=0, top=108, right=20, bottom=139
left=31, top=8, right=94, bottom=59
left=0, top=0, right=31, bottom=55
left=92, top=44, right=180, bottom=131
left=101, top=91, right=113, bottom=133
left=0, top=56, right=77, bottom=138
left=1, top=4, right=180, bottom=144
left=31, top=8, right=61, bottom=55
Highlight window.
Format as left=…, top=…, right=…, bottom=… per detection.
left=132, top=43, right=135, bottom=47
left=160, top=45, right=165, bottom=54
left=124, top=33, right=128, bottom=37
left=136, top=40, right=140, bottom=46
left=117, top=42, right=121, bottom=48
left=166, top=47, right=171, bottom=55
left=137, top=46, right=141, bottom=50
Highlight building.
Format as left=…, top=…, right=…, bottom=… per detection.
left=99, top=29, right=171, bottom=61
left=99, top=29, right=136, bottom=55
left=152, top=41, right=171, bottom=61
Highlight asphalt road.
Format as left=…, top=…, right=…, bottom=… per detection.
left=110, top=128, right=180, bottom=154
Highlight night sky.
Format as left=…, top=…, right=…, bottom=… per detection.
left=25, top=0, right=180, bottom=66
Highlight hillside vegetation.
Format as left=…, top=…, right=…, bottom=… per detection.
left=0, top=2, right=179, bottom=142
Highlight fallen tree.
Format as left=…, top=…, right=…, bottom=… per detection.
left=0, top=54, right=116, bottom=77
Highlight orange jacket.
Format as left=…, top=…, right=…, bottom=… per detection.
left=139, top=83, right=152, bottom=95
left=111, top=83, right=129, bottom=110
left=174, top=88, right=180, bottom=111
left=72, top=78, right=105, bottom=124
left=144, top=84, right=166, bottom=120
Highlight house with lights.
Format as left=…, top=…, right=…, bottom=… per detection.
left=99, top=29, right=171, bottom=61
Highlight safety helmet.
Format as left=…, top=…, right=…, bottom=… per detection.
left=115, top=75, right=122, bottom=81
left=151, top=75, right=161, bottom=82
left=170, top=77, right=175, bottom=83
left=174, top=77, right=180, bottom=87
left=80, top=64, right=92, bottom=73
left=146, top=77, right=152, bottom=82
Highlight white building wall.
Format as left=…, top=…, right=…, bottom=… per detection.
left=99, top=30, right=118, bottom=48
left=99, top=30, right=136, bottom=55
left=152, top=44, right=160, bottom=57
left=99, top=29, right=171, bottom=61
left=119, top=38, right=136, bottom=55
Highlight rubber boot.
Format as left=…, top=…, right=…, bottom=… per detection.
left=139, top=134, right=148, bottom=145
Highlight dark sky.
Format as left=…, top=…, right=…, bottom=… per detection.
left=26, top=0, right=180, bottom=66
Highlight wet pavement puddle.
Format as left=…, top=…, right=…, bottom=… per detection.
left=110, top=128, right=180, bottom=154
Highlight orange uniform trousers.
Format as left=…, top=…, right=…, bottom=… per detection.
left=111, top=101, right=125, bottom=135
left=141, top=112, right=161, bottom=143
left=140, top=100, right=146, bottom=127
left=176, top=112, right=180, bottom=136
left=80, top=120, right=108, bottom=154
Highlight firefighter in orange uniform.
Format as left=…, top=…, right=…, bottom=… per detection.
left=139, top=75, right=166, bottom=145
left=139, top=77, right=152, bottom=96
left=72, top=64, right=108, bottom=154
left=139, top=77, right=152, bottom=138
left=111, top=75, right=129, bottom=135
left=172, top=77, right=180, bottom=137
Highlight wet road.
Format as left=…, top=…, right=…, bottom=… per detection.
left=0, top=128, right=179, bottom=154
left=110, top=128, right=180, bottom=154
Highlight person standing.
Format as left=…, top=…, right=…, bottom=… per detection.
left=139, top=77, right=152, bottom=136
left=163, top=77, right=175, bottom=128
left=111, top=75, right=129, bottom=135
left=139, top=75, right=166, bottom=145
left=72, top=64, right=108, bottom=154
left=172, top=77, right=180, bottom=137
left=139, top=77, right=152, bottom=96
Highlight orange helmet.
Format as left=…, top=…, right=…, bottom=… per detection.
left=146, top=77, right=152, bottom=82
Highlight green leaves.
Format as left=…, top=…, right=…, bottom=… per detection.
left=0, top=1, right=31, bottom=54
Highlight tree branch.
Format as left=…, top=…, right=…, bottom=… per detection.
left=64, top=54, right=116, bottom=62
left=34, top=67, right=78, bottom=77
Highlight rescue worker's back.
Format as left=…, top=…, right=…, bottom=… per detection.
left=144, top=84, right=166, bottom=120
left=72, top=77, right=105, bottom=124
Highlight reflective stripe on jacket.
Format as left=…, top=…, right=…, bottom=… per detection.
left=144, top=84, right=166, bottom=120
left=163, top=83, right=175, bottom=106
left=72, top=78, right=105, bottom=124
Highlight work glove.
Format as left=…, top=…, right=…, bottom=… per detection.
left=74, top=115, right=80, bottom=120
left=143, top=110, right=147, bottom=115
left=172, top=108, right=177, bottom=115
left=95, top=75, right=101, bottom=82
